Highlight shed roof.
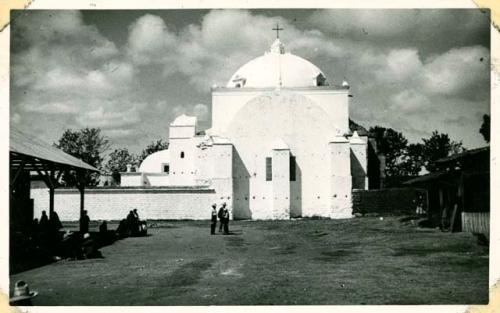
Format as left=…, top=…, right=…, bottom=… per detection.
left=434, top=146, right=489, bottom=164
left=10, top=128, right=99, bottom=172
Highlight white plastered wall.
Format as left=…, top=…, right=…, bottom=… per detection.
left=329, top=137, right=353, bottom=218
left=350, top=134, right=369, bottom=190
left=212, top=87, right=349, bottom=135
left=221, top=90, right=342, bottom=219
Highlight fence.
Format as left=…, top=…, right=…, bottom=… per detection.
left=461, top=212, right=489, bottom=235
left=352, top=188, right=425, bottom=215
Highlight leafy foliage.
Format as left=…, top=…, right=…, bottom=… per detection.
left=104, top=148, right=137, bottom=185
left=398, top=143, right=425, bottom=176
left=421, top=131, right=463, bottom=172
left=137, top=139, right=169, bottom=164
left=370, top=126, right=464, bottom=177
left=369, top=126, right=408, bottom=177
left=54, top=128, right=110, bottom=187
left=479, top=114, right=490, bottom=143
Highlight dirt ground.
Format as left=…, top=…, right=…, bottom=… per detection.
left=9, top=217, right=489, bottom=305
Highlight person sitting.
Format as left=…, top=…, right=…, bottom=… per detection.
left=99, top=221, right=112, bottom=245
left=30, top=218, right=39, bottom=242
left=49, top=211, right=63, bottom=232
left=39, top=211, right=49, bottom=233
left=126, top=211, right=136, bottom=235
left=116, top=219, right=129, bottom=239
left=81, top=233, right=102, bottom=259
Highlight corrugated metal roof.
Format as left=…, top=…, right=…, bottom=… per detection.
left=10, top=128, right=99, bottom=172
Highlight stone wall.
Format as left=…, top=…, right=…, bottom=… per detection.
left=352, top=188, right=424, bottom=215
left=31, top=187, right=216, bottom=221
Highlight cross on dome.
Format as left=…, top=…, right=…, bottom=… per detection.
left=272, top=23, right=284, bottom=39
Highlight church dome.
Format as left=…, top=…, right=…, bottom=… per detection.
left=139, top=149, right=170, bottom=173
left=226, top=39, right=328, bottom=88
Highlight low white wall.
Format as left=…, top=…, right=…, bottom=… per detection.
left=31, top=187, right=217, bottom=221
left=120, top=173, right=144, bottom=187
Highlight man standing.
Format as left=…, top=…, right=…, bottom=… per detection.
left=222, top=205, right=230, bottom=235
left=79, top=210, right=90, bottom=234
left=218, top=203, right=225, bottom=233
left=210, top=203, right=217, bottom=235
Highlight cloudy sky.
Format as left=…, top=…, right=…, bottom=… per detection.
left=10, top=9, right=490, bottom=153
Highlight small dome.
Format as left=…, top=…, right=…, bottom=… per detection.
left=227, top=39, right=328, bottom=88
left=139, top=149, right=170, bottom=173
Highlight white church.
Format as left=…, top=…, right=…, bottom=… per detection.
left=121, top=37, right=374, bottom=220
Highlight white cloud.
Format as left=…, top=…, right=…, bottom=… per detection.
left=11, top=11, right=141, bottom=140
left=171, top=103, right=209, bottom=123
left=389, top=89, right=431, bottom=113
left=192, top=103, right=209, bottom=121
left=361, top=48, right=424, bottom=86
left=76, top=103, right=144, bottom=129
left=423, top=46, right=489, bottom=98
left=127, top=14, right=178, bottom=66
left=20, top=102, right=79, bottom=114
left=105, top=128, right=136, bottom=139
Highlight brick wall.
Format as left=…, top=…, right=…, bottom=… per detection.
left=31, top=187, right=217, bottom=221
left=352, top=188, right=424, bottom=215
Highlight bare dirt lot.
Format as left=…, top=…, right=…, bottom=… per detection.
left=9, top=217, right=489, bottom=305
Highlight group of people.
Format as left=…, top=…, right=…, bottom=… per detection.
left=116, top=209, right=147, bottom=237
left=24, top=210, right=103, bottom=261
left=30, top=210, right=63, bottom=250
left=211, top=202, right=230, bottom=235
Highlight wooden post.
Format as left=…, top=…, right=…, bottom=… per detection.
left=425, top=189, right=430, bottom=218
left=49, top=187, right=55, bottom=216
left=77, top=170, right=86, bottom=232
left=80, top=186, right=85, bottom=218
left=458, top=173, right=465, bottom=232
left=35, top=164, right=57, bottom=217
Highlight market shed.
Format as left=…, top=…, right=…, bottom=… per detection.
left=10, top=128, right=99, bottom=233
left=405, top=147, right=489, bottom=235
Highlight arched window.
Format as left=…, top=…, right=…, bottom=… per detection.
left=180, top=151, right=185, bottom=158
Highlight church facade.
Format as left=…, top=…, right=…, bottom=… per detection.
left=121, top=38, right=371, bottom=220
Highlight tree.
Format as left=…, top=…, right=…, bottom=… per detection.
left=479, top=114, right=490, bottom=143
left=54, top=128, right=110, bottom=186
left=369, top=126, right=409, bottom=177
left=421, top=130, right=463, bottom=172
left=137, top=139, right=169, bottom=164
left=399, top=143, right=425, bottom=176
left=104, top=148, right=137, bottom=185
